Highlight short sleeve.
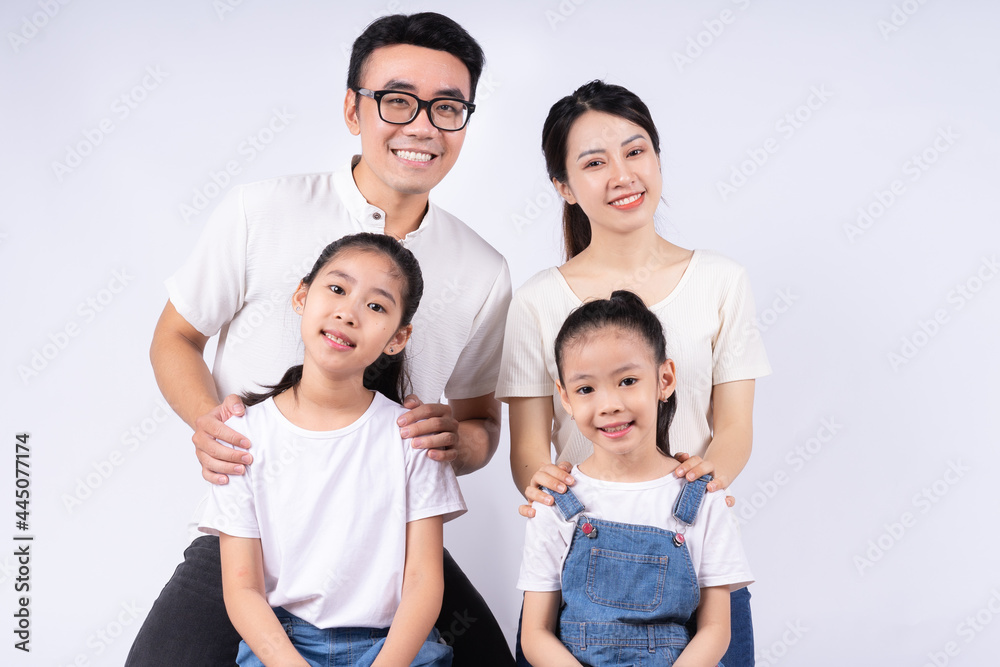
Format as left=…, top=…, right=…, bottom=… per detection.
left=695, top=492, right=754, bottom=591
left=198, top=416, right=259, bottom=538
left=516, top=502, right=574, bottom=592
left=495, top=286, right=555, bottom=400
left=164, top=186, right=249, bottom=337
left=712, top=267, right=772, bottom=385
left=443, top=259, right=513, bottom=400
left=404, top=442, right=466, bottom=524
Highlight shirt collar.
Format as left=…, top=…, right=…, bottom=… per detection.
left=332, top=155, right=435, bottom=240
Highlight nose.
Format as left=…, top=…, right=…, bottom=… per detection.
left=334, top=299, right=360, bottom=326
left=403, top=103, right=439, bottom=137
left=609, top=157, right=634, bottom=187
left=598, top=389, right=625, bottom=415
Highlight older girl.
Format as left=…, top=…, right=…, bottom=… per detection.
left=200, top=233, right=463, bottom=666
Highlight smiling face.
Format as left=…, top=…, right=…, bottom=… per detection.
left=293, top=248, right=412, bottom=379
left=557, top=328, right=675, bottom=459
left=554, top=110, right=662, bottom=237
left=345, top=43, right=471, bottom=200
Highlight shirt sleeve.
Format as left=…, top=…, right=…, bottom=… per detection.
left=404, top=440, right=467, bottom=524
left=443, top=258, right=513, bottom=400
left=695, top=492, right=754, bottom=591
left=495, top=285, right=556, bottom=400
left=164, top=186, right=249, bottom=337
left=712, top=266, right=772, bottom=385
left=516, top=502, right=574, bottom=592
left=198, top=416, right=259, bottom=538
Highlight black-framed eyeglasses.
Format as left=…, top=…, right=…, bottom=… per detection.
left=355, top=88, right=475, bottom=131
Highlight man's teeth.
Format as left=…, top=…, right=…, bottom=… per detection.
left=611, top=193, right=642, bottom=206
left=324, top=332, right=354, bottom=347
left=601, top=423, right=631, bottom=433
left=394, top=150, right=433, bottom=162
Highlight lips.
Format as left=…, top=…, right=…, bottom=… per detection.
left=609, top=192, right=644, bottom=210
left=323, top=330, right=356, bottom=349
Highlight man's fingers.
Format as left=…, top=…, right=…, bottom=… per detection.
left=410, top=432, right=459, bottom=451
left=195, top=448, right=242, bottom=484
left=194, top=433, right=251, bottom=467
left=221, top=393, right=246, bottom=417
left=209, top=422, right=252, bottom=450
left=401, top=416, right=458, bottom=439
left=425, top=447, right=459, bottom=463
left=398, top=402, right=450, bottom=426
left=202, top=469, right=229, bottom=485
left=518, top=503, right=536, bottom=519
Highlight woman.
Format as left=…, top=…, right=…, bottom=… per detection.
left=497, top=80, right=771, bottom=666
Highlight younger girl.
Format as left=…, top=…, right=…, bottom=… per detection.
left=518, top=291, right=752, bottom=666
left=199, top=233, right=464, bottom=667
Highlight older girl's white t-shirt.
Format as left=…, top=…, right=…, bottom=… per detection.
left=199, top=392, right=466, bottom=629
left=496, top=250, right=772, bottom=465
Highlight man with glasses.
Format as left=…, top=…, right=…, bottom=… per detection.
left=127, top=12, right=514, bottom=666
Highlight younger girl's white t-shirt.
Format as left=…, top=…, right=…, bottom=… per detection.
left=517, top=466, right=753, bottom=594
left=199, top=392, right=466, bottom=629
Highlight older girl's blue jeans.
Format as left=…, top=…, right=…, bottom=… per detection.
left=236, top=607, right=453, bottom=667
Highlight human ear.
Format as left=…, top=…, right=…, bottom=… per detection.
left=384, top=324, right=412, bottom=356
left=658, top=359, right=677, bottom=401
left=291, top=281, right=308, bottom=314
left=556, top=380, right=574, bottom=418
left=553, top=177, right=577, bottom=206
left=344, top=88, right=361, bottom=136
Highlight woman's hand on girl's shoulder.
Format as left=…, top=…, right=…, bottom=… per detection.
left=672, top=453, right=736, bottom=507
left=519, top=462, right=575, bottom=518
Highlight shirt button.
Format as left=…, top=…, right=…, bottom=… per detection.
left=372, top=212, right=382, bottom=220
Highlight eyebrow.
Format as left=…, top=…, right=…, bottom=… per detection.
left=576, top=134, right=647, bottom=160
left=567, top=363, right=640, bottom=383
left=324, top=270, right=397, bottom=306
left=381, top=78, right=467, bottom=100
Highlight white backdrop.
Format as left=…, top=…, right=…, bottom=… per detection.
left=2, top=1, right=999, bottom=665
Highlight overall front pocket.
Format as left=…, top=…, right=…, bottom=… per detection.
left=585, top=548, right=669, bottom=611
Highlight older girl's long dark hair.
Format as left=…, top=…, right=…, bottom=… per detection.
left=242, top=233, right=424, bottom=407
left=541, top=80, right=662, bottom=260
left=554, top=290, right=676, bottom=456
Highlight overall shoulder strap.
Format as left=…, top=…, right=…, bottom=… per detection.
left=673, top=474, right=713, bottom=526
left=541, top=486, right=586, bottom=522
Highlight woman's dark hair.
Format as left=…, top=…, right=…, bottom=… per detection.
left=348, top=12, right=486, bottom=101
left=541, top=80, right=662, bottom=260
left=554, top=290, right=676, bottom=456
left=243, top=233, right=424, bottom=407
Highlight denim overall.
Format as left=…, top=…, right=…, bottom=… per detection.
left=549, top=475, right=722, bottom=666
left=236, top=607, right=452, bottom=667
